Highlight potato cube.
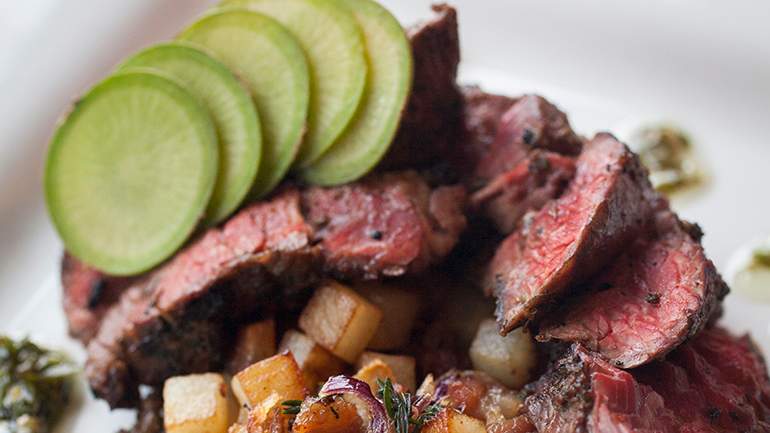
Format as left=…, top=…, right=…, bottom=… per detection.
left=356, top=352, right=416, bottom=392
left=279, top=329, right=347, bottom=390
left=226, top=319, right=276, bottom=374
left=231, top=353, right=308, bottom=424
left=354, top=359, right=396, bottom=392
left=298, top=281, right=383, bottom=363
left=469, top=319, right=536, bottom=389
left=357, top=282, right=420, bottom=350
left=163, top=373, right=231, bottom=433
left=422, top=409, right=486, bottom=433
left=227, top=424, right=247, bottom=433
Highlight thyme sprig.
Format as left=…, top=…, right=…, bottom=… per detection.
left=376, top=378, right=442, bottom=433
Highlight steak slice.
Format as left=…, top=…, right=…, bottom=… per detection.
left=486, top=133, right=654, bottom=333
left=382, top=4, right=463, bottom=169
left=473, top=94, right=582, bottom=185
left=471, top=150, right=576, bottom=234
left=539, top=204, right=729, bottom=368
left=526, top=328, right=770, bottom=433
left=86, top=173, right=467, bottom=407
left=86, top=188, right=317, bottom=407
left=61, top=253, right=137, bottom=343
left=303, top=171, right=467, bottom=280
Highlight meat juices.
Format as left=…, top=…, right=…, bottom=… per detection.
left=487, top=133, right=655, bottom=333
left=539, top=204, right=729, bottom=368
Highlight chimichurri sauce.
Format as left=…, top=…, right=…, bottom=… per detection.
left=0, top=337, right=74, bottom=433
left=629, top=125, right=701, bottom=194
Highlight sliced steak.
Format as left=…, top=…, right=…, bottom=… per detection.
left=526, top=328, right=770, bottom=433
left=472, top=150, right=576, bottom=234
left=86, top=173, right=467, bottom=407
left=486, top=133, right=654, bottom=333
left=61, top=253, right=137, bottom=343
left=460, top=86, right=518, bottom=179
left=303, top=171, right=466, bottom=280
left=382, top=4, right=463, bottom=169
left=86, top=188, right=317, bottom=407
left=473, top=94, right=582, bottom=185
left=539, top=204, right=729, bottom=368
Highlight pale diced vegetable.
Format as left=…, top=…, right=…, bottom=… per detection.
left=469, top=319, right=536, bottom=389
left=354, top=359, right=396, bottom=392
left=278, top=329, right=347, bottom=390
left=163, top=373, right=232, bottom=433
left=298, top=280, right=383, bottom=363
left=230, top=353, right=308, bottom=424
left=227, top=424, right=247, bottom=433
left=357, top=282, right=420, bottom=350
left=422, top=409, right=486, bottom=433
left=226, top=319, right=276, bottom=374
left=357, top=351, right=416, bottom=392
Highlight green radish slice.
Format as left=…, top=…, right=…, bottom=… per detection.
left=300, top=0, right=412, bottom=186
left=45, top=71, right=218, bottom=275
left=119, top=42, right=261, bottom=225
left=179, top=9, right=309, bottom=198
left=222, top=0, right=367, bottom=167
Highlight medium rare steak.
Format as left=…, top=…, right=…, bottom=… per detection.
left=61, top=253, right=138, bottom=343
left=539, top=202, right=729, bottom=368
left=304, top=171, right=466, bottom=279
left=473, top=94, right=582, bottom=184
left=526, top=328, right=770, bottom=433
left=86, top=189, right=317, bottom=407
left=86, top=173, right=467, bottom=407
left=486, top=133, right=654, bottom=333
left=460, top=86, right=518, bottom=179
left=382, top=4, right=463, bottom=169
left=472, top=150, right=576, bottom=234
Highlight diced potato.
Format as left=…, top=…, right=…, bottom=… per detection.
left=292, top=396, right=364, bottom=433
left=226, top=319, right=276, bottom=374
left=422, top=409, right=487, bottom=433
left=227, top=424, right=247, bottom=433
left=354, top=359, right=396, bottom=392
left=279, top=329, right=347, bottom=390
left=298, top=280, right=383, bottom=363
left=469, top=319, right=536, bottom=389
left=357, top=282, right=420, bottom=350
left=164, top=373, right=232, bottom=433
left=231, top=353, right=308, bottom=424
left=357, top=351, right=416, bottom=392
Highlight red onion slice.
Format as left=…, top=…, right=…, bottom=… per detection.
left=319, top=375, right=393, bottom=433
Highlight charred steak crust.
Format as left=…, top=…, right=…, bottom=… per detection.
left=61, top=253, right=138, bottom=343
left=526, top=328, right=770, bottom=433
left=304, top=171, right=467, bottom=280
left=539, top=203, right=729, bottom=368
left=86, top=174, right=467, bottom=408
left=86, top=189, right=318, bottom=407
left=382, top=4, right=463, bottom=169
left=486, top=133, right=655, bottom=333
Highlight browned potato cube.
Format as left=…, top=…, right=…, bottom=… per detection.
left=231, top=353, right=308, bottom=423
left=298, top=281, right=383, bottom=363
left=226, top=319, right=276, bottom=375
left=163, top=373, right=232, bottom=433
left=354, top=359, right=396, bottom=392
left=356, top=352, right=416, bottom=392
left=279, top=329, right=347, bottom=390
left=227, top=424, right=247, bottom=433
left=357, top=282, right=420, bottom=350
left=422, top=409, right=486, bottom=433
left=469, top=319, right=536, bottom=389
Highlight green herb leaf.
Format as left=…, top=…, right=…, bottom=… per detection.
left=280, top=399, right=303, bottom=415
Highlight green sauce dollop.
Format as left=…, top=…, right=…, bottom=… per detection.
left=630, top=125, right=701, bottom=194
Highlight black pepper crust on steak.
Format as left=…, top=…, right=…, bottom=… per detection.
left=85, top=173, right=467, bottom=408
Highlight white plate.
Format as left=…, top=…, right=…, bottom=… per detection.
left=1, top=0, right=769, bottom=431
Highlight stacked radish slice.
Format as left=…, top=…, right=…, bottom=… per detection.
left=45, top=0, right=412, bottom=275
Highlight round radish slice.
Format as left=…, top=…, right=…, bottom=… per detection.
left=301, top=0, right=412, bottom=186
left=179, top=9, right=309, bottom=198
left=45, top=71, right=218, bottom=276
left=120, top=42, right=261, bottom=225
left=223, top=0, right=367, bottom=167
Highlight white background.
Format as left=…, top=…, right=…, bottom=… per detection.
left=0, top=1, right=769, bottom=431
